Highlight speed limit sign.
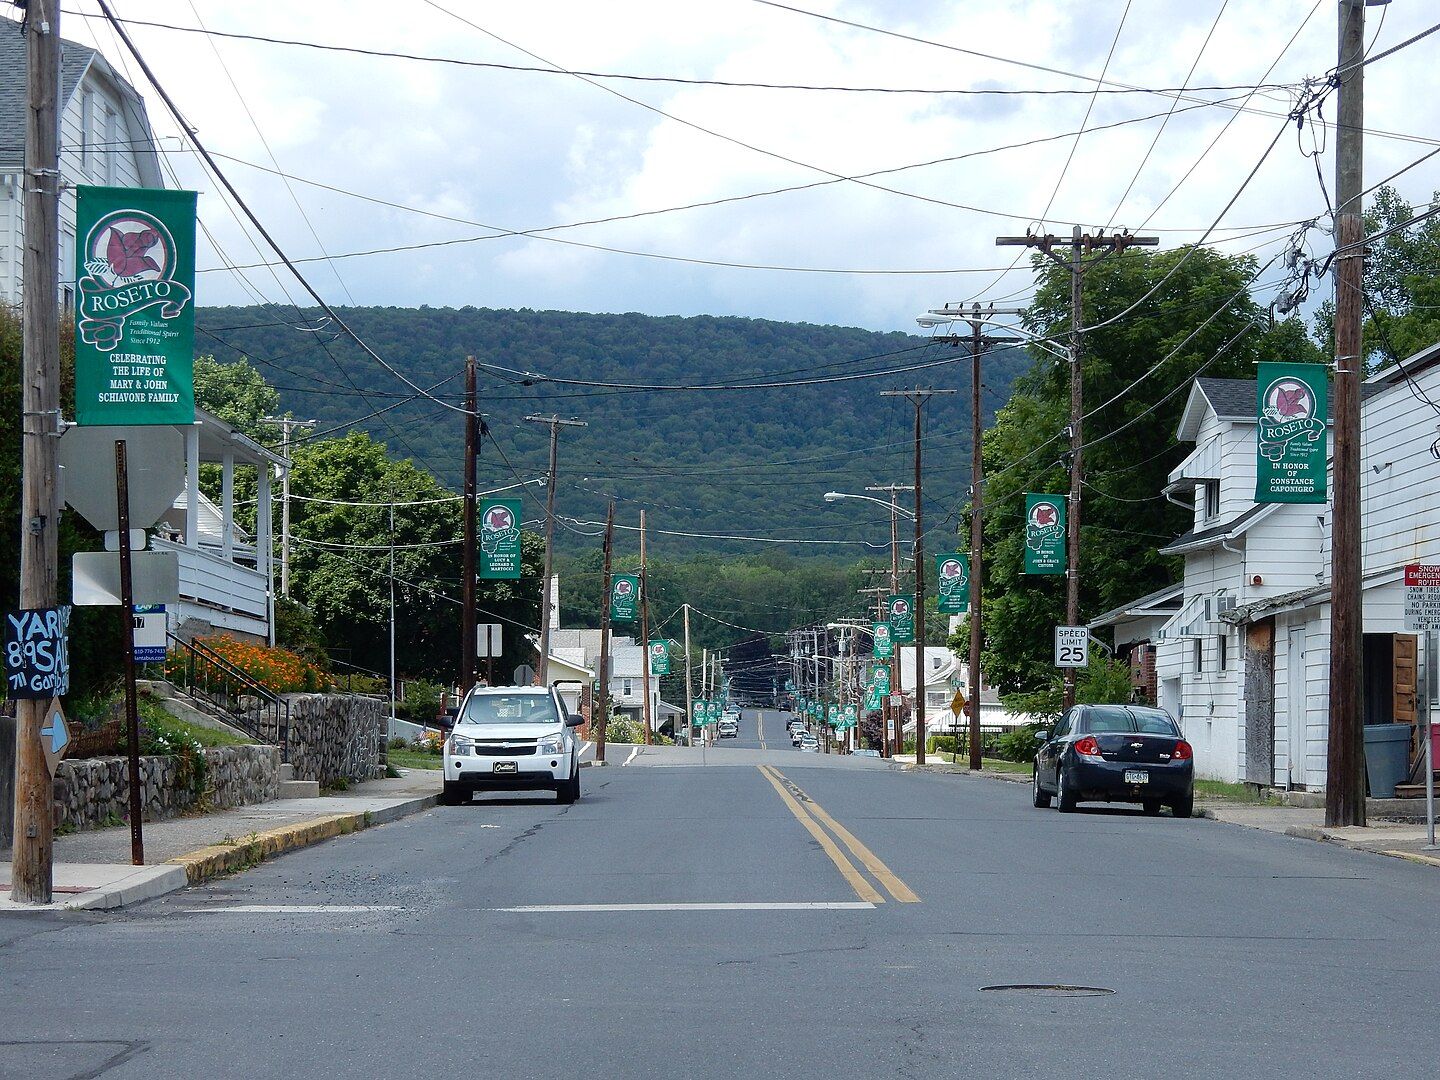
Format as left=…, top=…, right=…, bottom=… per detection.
left=1054, top=626, right=1089, bottom=669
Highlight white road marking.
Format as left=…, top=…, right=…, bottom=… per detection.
left=185, top=905, right=404, bottom=914
left=623, top=746, right=641, bottom=766
left=491, top=902, right=875, bottom=913
left=579, top=740, right=594, bottom=760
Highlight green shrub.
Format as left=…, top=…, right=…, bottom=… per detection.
left=600, top=714, right=645, bottom=744
left=996, top=724, right=1049, bottom=763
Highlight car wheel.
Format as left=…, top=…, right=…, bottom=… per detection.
left=556, top=764, right=580, bottom=804
left=1142, top=799, right=1163, bottom=816
left=1170, top=791, right=1194, bottom=819
left=1031, top=766, right=1052, bottom=808
left=1056, top=767, right=1077, bottom=813
left=440, top=780, right=462, bottom=806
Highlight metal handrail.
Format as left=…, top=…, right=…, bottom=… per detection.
left=166, top=632, right=290, bottom=760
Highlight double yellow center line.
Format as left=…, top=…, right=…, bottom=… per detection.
left=758, top=765, right=919, bottom=904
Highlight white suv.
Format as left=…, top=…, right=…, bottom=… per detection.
left=441, top=686, right=583, bottom=805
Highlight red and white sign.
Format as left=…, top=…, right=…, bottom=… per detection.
left=1404, top=564, right=1440, bottom=631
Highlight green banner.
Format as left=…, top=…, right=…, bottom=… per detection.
left=864, top=686, right=881, bottom=712
left=648, top=639, right=670, bottom=676
left=808, top=700, right=819, bottom=720
left=708, top=700, right=722, bottom=724
left=827, top=704, right=839, bottom=728
left=74, top=186, right=197, bottom=425
left=479, top=498, right=523, bottom=579
left=870, top=664, right=891, bottom=695
left=935, top=553, right=970, bottom=614
left=842, top=704, right=858, bottom=729
left=608, top=574, right=640, bottom=622
left=872, top=622, right=893, bottom=658
left=1256, top=362, right=1328, bottom=503
left=887, top=595, right=915, bottom=644
left=1024, top=494, right=1066, bottom=574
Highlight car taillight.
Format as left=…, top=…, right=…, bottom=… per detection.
left=1074, top=736, right=1101, bottom=759
left=1172, top=740, right=1193, bottom=761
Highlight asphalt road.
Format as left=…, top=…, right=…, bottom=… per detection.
left=3, top=725, right=1437, bottom=1079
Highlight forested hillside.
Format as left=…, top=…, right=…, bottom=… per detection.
left=196, top=306, right=1029, bottom=554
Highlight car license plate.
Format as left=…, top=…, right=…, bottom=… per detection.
left=493, top=761, right=517, bottom=773
left=1125, top=769, right=1149, bottom=784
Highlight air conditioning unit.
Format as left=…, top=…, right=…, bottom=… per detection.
left=1216, top=595, right=1237, bottom=615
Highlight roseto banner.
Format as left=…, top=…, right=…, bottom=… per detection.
left=935, top=553, right=970, bottom=614
left=479, top=498, right=523, bottom=579
left=872, top=622, right=894, bottom=658
left=887, top=594, right=916, bottom=644
left=871, top=664, right=891, bottom=695
left=609, top=574, right=640, bottom=622
left=74, top=186, right=197, bottom=425
left=648, top=639, right=670, bottom=676
left=1256, top=362, right=1328, bottom=503
left=1024, top=494, right=1066, bottom=574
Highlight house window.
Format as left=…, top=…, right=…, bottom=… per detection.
left=1193, top=637, right=1203, bottom=672
left=1203, top=480, right=1221, bottom=520
left=926, top=691, right=947, bottom=707
left=103, top=105, right=117, bottom=185
left=622, top=679, right=633, bottom=696
left=1218, top=633, right=1228, bottom=672
left=931, top=654, right=943, bottom=671
left=80, top=91, right=94, bottom=175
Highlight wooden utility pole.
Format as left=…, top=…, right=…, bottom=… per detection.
left=922, top=305, right=1025, bottom=768
left=880, top=391, right=956, bottom=765
left=12, top=0, right=62, bottom=905
left=595, top=500, right=614, bottom=764
left=683, top=603, right=694, bottom=749
left=460, top=356, right=478, bottom=693
left=865, top=485, right=912, bottom=758
left=1327, top=0, right=1368, bottom=828
left=524, top=414, right=586, bottom=683
left=262, top=415, right=316, bottom=597
left=638, top=510, right=653, bottom=745
left=997, top=227, right=1158, bottom=708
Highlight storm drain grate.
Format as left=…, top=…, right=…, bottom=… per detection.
left=979, top=984, right=1114, bottom=997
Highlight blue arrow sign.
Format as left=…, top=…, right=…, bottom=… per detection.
left=40, top=711, right=69, bottom=754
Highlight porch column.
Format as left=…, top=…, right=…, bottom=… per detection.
left=220, top=450, right=235, bottom=560
left=185, top=423, right=200, bottom=549
left=256, top=461, right=274, bottom=646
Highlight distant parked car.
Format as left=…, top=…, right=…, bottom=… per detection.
left=1032, top=704, right=1193, bottom=818
left=718, top=719, right=739, bottom=739
left=442, top=686, right=584, bottom=806
left=852, top=748, right=881, bottom=758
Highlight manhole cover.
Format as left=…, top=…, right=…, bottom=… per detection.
left=979, top=984, right=1114, bottom=997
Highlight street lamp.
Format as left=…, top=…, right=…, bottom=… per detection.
left=919, top=310, right=1070, bottom=364
left=823, top=490, right=916, bottom=519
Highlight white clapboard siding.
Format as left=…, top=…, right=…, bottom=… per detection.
left=0, top=172, right=18, bottom=305
left=1360, top=364, right=1440, bottom=572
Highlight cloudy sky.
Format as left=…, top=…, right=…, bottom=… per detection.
left=52, top=0, right=1440, bottom=332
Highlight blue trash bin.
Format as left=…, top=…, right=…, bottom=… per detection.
left=1363, top=723, right=1412, bottom=798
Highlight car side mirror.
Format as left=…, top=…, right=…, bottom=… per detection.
left=564, top=712, right=584, bottom=728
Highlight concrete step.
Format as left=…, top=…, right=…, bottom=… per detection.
left=277, top=763, right=295, bottom=783
left=277, top=779, right=320, bottom=800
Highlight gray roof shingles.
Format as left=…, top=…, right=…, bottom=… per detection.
left=0, top=21, right=97, bottom=170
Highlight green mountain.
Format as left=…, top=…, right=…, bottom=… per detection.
left=195, top=306, right=1029, bottom=555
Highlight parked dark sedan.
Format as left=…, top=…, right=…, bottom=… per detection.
left=1032, top=704, right=1194, bottom=817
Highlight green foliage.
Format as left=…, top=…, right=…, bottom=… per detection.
left=981, top=246, right=1322, bottom=696
left=275, top=596, right=329, bottom=667
left=397, top=679, right=444, bottom=724
left=129, top=696, right=213, bottom=797
left=1000, top=656, right=1138, bottom=723
left=996, top=724, right=1048, bottom=763
left=196, top=306, right=1028, bottom=556
left=193, top=354, right=279, bottom=435
left=600, top=713, right=646, bottom=744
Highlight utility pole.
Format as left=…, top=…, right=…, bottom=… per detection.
left=389, top=497, right=397, bottom=731
left=997, top=227, right=1158, bottom=708
left=596, top=500, right=614, bottom=764
left=922, top=305, right=1026, bottom=768
left=865, top=486, right=912, bottom=758
left=12, top=0, right=62, bottom=905
left=1327, top=0, right=1369, bottom=828
left=524, top=414, right=586, bottom=684
left=638, top=510, right=653, bottom=745
left=880, top=391, right=956, bottom=765
left=683, top=603, right=694, bottom=749
left=460, top=357, right=478, bottom=694
left=262, top=415, right=316, bottom=598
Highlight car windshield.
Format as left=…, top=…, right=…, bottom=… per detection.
left=1082, top=706, right=1179, bottom=736
left=460, top=694, right=559, bottom=726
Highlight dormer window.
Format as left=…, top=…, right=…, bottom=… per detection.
left=1203, top=480, right=1221, bottom=520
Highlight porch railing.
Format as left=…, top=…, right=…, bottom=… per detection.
left=167, top=632, right=290, bottom=760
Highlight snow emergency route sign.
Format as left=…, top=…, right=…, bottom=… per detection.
left=1404, top=564, right=1440, bottom=631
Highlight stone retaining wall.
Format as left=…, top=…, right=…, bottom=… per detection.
left=281, top=694, right=386, bottom=786
left=54, top=745, right=280, bottom=832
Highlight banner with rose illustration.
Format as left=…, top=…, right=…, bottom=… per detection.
left=74, top=186, right=197, bottom=425
left=1256, top=362, right=1328, bottom=503
left=479, top=498, right=523, bottom=579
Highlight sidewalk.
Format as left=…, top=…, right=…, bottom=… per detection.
left=1200, top=801, right=1440, bottom=867
left=0, top=768, right=442, bottom=912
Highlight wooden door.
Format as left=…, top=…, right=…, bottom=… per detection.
left=1395, top=633, right=1418, bottom=758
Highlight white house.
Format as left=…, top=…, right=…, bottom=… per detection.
left=1148, top=361, right=1440, bottom=789
left=896, top=645, right=1028, bottom=734
left=0, top=25, right=165, bottom=309
left=1087, top=582, right=1184, bottom=704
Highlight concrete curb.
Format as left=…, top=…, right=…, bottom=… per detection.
left=69, top=865, right=189, bottom=911
left=167, top=794, right=439, bottom=886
